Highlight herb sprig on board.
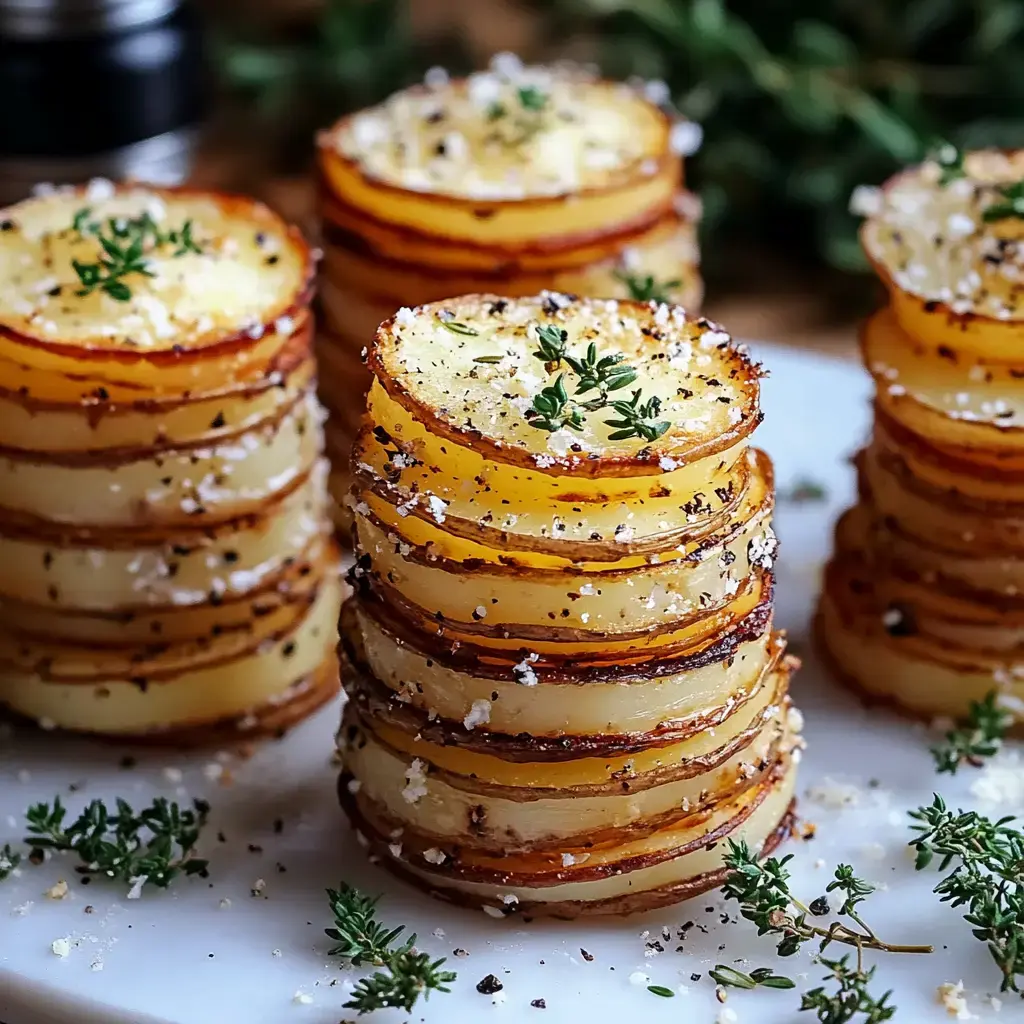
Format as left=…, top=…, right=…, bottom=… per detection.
left=930, top=692, right=1012, bottom=774
left=69, top=207, right=202, bottom=302
left=526, top=323, right=671, bottom=442
left=0, top=843, right=21, bottom=882
left=721, top=839, right=930, bottom=1021
left=327, top=882, right=456, bottom=1014
left=24, top=796, right=210, bottom=889
left=911, top=795, right=1024, bottom=992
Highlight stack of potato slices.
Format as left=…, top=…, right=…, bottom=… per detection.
left=338, top=292, right=801, bottom=917
left=315, top=55, right=703, bottom=521
left=0, top=182, right=341, bottom=741
left=820, top=149, right=1024, bottom=720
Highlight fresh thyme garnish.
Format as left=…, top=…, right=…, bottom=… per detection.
left=722, top=839, right=932, bottom=958
left=69, top=207, right=202, bottom=302
left=525, top=323, right=671, bottom=441
left=647, top=984, right=675, bottom=998
left=709, top=965, right=795, bottom=990
left=529, top=374, right=585, bottom=432
left=722, top=841, right=929, bottom=1021
left=930, top=691, right=1012, bottom=774
left=473, top=355, right=504, bottom=363
left=932, top=141, right=966, bottom=186
left=614, top=269, right=681, bottom=304
left=910, top=795, right=1024, bottom=991
left=532, top=323, right=569, bottom=366
left=800, top=957, right=895, bottom=1024
left=326, top=882, right=456, bottom=1014
left=24, top=796, right=210, bottom=889
left=604, top=391, right=671, bottom=442
left=435, top=310, right=479, bottom=336
left=486, top=85, right=550, bottom=143
left=983, top=180, right=1024, bottom=223
left=516, top=85, right=548, bottom=111
left=0, top=843, right=21, bottom=882
left=564, top=341, right=638, bottom=407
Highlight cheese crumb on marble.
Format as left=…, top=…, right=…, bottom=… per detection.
left=937, top=981, right=977, bottom=1020
left=51, top=937, right=71, bottom=958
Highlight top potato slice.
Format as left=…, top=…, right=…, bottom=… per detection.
left=367, top=292, right=761, bottom=477
left=860, top=149, right=1024, bottom=361
left=0, top=182, right=312, bottom=357
left=321, top=61, right=681, bottom=203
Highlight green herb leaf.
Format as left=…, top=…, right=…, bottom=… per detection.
left=930, top=691, right=1012, bottom=774
left=603, top=390, right=671, bottom=442
left=435, top=310, right=480, bottom=336
left=800, top=956, right=896, bottom=1023
left=327, top=882, right=457, bottom=1014
left=473, top=355, right=504, bottom=363
left=23, top=795, right=209, bottom=889
left=517, top=85, right=549, bottom=111
left=910, top=795, right=1024, bottom=991
left=70, top=210, right=202, bottom=302
left=614, top=269, right=681, bottom=305
left=0, top=843, right=21, bottom=882
left=647, top=984, right=675, bottom=998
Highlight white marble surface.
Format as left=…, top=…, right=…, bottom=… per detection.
left=1, top=346, right=1020, bottom=1023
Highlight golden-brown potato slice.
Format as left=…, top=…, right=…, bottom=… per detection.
left=861, top=150, right=1024, bottom=363
left=318, top=65, right=685, bottom=246
left=368, top=293, right=760, bottom=477
left=0, top=184, right=313, bottom=389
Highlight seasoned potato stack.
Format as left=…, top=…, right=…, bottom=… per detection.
left=820, top=149, right=1024, bottom=721
left=0, top=182, right=341, bottom=741
left=315, top=55, right=703, bottom=522
left=338, top=293, right=801, bottom=917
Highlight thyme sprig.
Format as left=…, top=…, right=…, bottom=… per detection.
left=614, top=269, right=681, bottom=305
left=435, top=309, right=479, bottom=336
left=24, top=796, right=209, bottom=888
left=69, top=207, right=202, bottom=302
left=722, top=838, right=932, bottom=958
left=525, top=323, right=671, bottom=441
left=486, top=85, right=550, bottom=144
left=604, top=390, right=671, bottom=442
left=800, top=957, right=896, bottom=1024
left=710, top=964, right=795, bottom=990
left=910, top=795, right=1024, bottom=992
left=931, top=691, right=1012, bottom=774
left=326, top=882, right=456, bottom=1015
left=0, top=843, right=21, bottom=881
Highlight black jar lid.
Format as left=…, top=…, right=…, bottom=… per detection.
left=0, top=0, right=179, bottom=40
left=0, top=2, right=205, bottom=158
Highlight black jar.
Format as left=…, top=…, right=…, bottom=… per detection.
left=0, top=0, right=205, bottom=205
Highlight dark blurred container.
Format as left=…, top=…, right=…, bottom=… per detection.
left=0, top=0, right=205, bottom=205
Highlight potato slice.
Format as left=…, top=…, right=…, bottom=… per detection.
left=318, top=66, right=682, bottom=246
left=340, top=755, right=796, bottom=916
left=0, top=388, right=323, bottom=528
left=861, top=149, right=1024, bottom=362
left=0, top=559, right=342, bottom=735
left=0, top=461, right=327, bottom=613
left=0, top=185, right=312, bottom=377
left=368, top=293, right=760, bottom=476
left=865, top=307, right=1024, bottom=452
left=820, top=556, right=1024, bottom=722
left=0, top=329, right=313, bottom=454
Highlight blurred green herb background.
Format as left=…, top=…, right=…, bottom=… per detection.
left=219, top=0, right=1024, bottom=275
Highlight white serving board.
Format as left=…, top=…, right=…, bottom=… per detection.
left=1, top=345, right=1019, bottom=1024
